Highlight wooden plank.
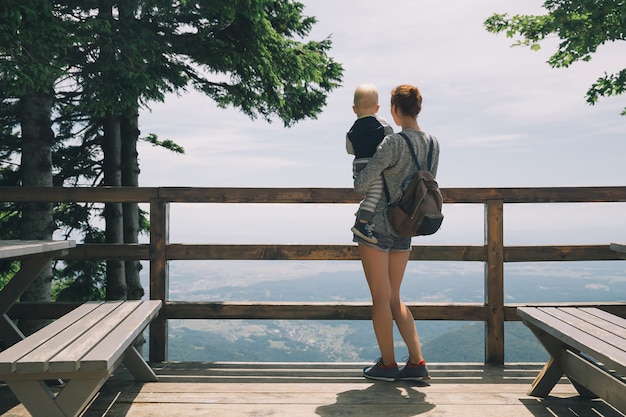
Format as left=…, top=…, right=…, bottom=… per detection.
left=545, top=308, right=626, bottom=351
left=443, top=186, right=626, bottom=203
left=527, top=357, right=564, bottom=397
left=53, top=378, right=105, bottom=417
left=149, top=198, right=169, bottom=363
left=519, top=307, right=626, bottom=376
left=0, top=240, right=77, bottom=347
left=157, top=187, right=362, bottom=203
left=80, top=301, right=161, bottom=372
left=48, top=302, right=142, bottom=373
left=6, top=372, right=108, bottom=417
left=15, top=302, right=123, bottom=374
left=6, top=185, right=624, bottom=205
left=0, top=253, right=61, bottom=314
left=484, top=200, right=504, bottom=365
left=6, top=301, right=625, bottom=323
left=0, top=303, right=103, bottom=374
left=610, top=243, right=626, bottom=259
left=86, top=363, right=623, bottom=417
left=58, top=243, right=620, bottom=263
left=505, top=245, right=620, bottom=261
left=5, top=363, right=622, bottom=417
left=0, top=240, right=75, bottom=259
left=121, top=345, right=158, bottom=382
left=563, top=307, right=626, bottom=341
left=0, top=186, right=158, bottom=203
left=154, top=186, right=626, bottom=204
left=115, top=389, right=601, bottom=405
left=582, top=307, right=626, bottom=334
left=0, top=313, right=25, bottom=349
left=165, top=244, right=487, bottom=261
left=164, top=301, right=488, bottom=321
left=507, top=303, right=626, bottom=322
left=7, top=302, right=84, bottom=319
left=5, top=380, right=66, bottom=417
left=0, top=251, right=65, bottom=347
left=100, top=403, right=465, bottom=417
left=561, top=348, right=626, bottom=413
left=64, top=243, right=149, bottom=260
left=2, top=186, right=626, bottom=204
left=534, top=307, right=626, bottom=375
left=7, top=302, right=486, bottom=321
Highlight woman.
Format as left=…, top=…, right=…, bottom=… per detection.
left=354, top=84, right=440, bottom=382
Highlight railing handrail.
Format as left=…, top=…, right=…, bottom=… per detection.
left=2, top=185, right=626, bottom=365
left=2, top=185, right=626, bottom=203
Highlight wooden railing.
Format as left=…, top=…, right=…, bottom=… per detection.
left=2, top=186, right=626, bottom=365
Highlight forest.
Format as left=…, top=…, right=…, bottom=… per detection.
left=0, top=1, right=343, bottom=335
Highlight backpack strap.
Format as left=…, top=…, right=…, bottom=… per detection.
left=382, top=132, right=434, bottom=203
left=398, top=132, right=434, bottom=172
left=398, top=132, right=421, bottom=171
left=427, top=137, right=434, bottom=171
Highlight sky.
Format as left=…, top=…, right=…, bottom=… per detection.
left=135, top=0, right=626, bottom=248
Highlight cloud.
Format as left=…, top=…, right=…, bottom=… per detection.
left=447, top=133, right=525, bottom=149
left=136, top=0, right=625, bottom=243
left=585, top=283, right=610, bottom=291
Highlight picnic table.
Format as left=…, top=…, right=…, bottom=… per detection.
left=0, top=240, right=162, bottom=417
left=518, top=306, right=626, bottom=414
left=0, top=240, right=75, bottom=348
left=517, top=247, right=626, bottom=414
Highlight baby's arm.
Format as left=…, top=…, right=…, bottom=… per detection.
left=346, top=134, right=355, bottom=155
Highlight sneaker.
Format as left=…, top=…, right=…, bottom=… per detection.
left=398, top=360, right=430, bottom=381
left=351, top=221, right=378, bottom=244
left=363, top=358, right=399, bottom=382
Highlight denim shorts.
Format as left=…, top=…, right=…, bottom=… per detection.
left=353, top=230, right=412, bottom=252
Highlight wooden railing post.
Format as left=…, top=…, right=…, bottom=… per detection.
left=149, top=197, right=169, bottom=363
left=484, top=199, right=505, bottom=365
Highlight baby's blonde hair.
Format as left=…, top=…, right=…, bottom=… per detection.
left=353, top=84, right=379, bottom=109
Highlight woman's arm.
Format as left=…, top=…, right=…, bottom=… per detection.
left=353, top=135, right=397, bottom=194
left=429, top=138, right=440, bottom=177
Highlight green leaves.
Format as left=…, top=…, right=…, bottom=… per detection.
left=587, top=69, right=626, bottom=105
left=484, top=13, right=553, bottom=50
left=182, top=0, right=343, bottom=126
left=142, top=133, right=185, bottom=154
left=0, top=1, right=70, bottom=97
left=484, top=0, right=625, bottom=116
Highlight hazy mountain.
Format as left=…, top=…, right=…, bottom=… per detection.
left=164, top=261, right=625, bottom=363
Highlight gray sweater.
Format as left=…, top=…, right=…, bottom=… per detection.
left=354, top=128, right=440, bottom=236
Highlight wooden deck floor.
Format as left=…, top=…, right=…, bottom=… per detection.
left=1, top=362, right=624, bottom=417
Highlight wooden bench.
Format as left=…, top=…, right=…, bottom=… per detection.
left=0, top=300, right=162, bottom=417
left=517, top=306, right=626, bottom=414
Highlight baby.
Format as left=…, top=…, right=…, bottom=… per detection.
left=346, top=84, right=393, bottom=243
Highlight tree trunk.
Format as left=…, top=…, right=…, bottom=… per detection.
left=19, top=90, right=55, bottom=335
left=121, top=108, right=144, bottom=300
left=102, top=113, right=126, bottom=300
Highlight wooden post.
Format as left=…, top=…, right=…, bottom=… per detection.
left=484, top=199, right=504, bottom=365
left=149, top=197, right=169, bottom=363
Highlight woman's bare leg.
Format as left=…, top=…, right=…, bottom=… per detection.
left=388, top=250, right=425, bottom=364
left=358, top=243, right=395, bottom=365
